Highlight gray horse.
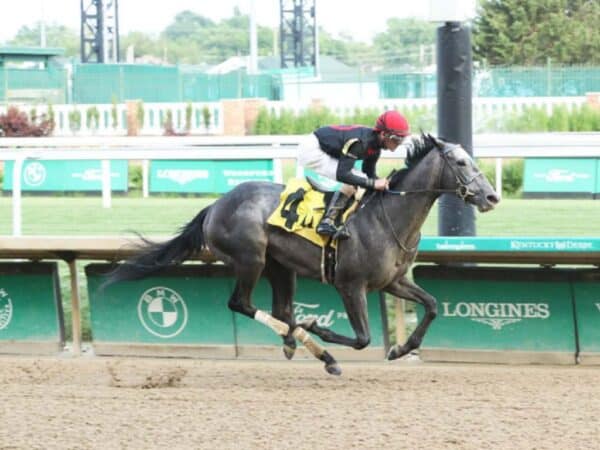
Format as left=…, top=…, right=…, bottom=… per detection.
left=105, top=135, right=500, bottom=375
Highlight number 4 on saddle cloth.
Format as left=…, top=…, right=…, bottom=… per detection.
left=267, top=178, right=358, bottom=249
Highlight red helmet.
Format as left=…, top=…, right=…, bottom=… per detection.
left=375, top=110, right=410, bottom=137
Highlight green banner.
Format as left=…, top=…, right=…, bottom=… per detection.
left=150, top=160, right=275, bottom=194
left=596, top=159, right=600, bottom=196
left=0, top=262, right=63, bottom=346
left=572, top=272, right=600, bottom=356
left=3, top=160, right=128, bottom=192
left=86, top=265, right=236, bottom=345
left=523, top=158, right=597, bottom=196
left=233, top=277, right=385, bottom=348
left=418, top=237, right=600, bottom=252
left=413, top=266, right=576, bottom=357
left=86, top=264, right=386, bottom=355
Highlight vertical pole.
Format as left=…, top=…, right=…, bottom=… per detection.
left=68, top=259, right=82, bottom=356
left=12, top=157, right=24, bottom=236
left=495, top=157, right=503, bottom=198
left=101, top=159, right=111, bottom=208
left=395, top=298, right=407, bottom=345
left=249, top=0, right=258, bottom=75
left=437, top=21, right=476, bottom=237
left=142, top=159, right=149, bottom=198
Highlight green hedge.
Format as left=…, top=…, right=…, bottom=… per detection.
left=485, top=104, right=600, bottom=132
left=252, top=106, right=436, bottom=135
left=253, top=104, right=600, bottom=135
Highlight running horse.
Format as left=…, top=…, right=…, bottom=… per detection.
left=104, top=134, right=500, bottom=375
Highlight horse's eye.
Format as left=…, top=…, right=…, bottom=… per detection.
left=457, top=159, right=467, bottom=167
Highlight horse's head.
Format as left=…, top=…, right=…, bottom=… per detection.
left=429, top=135, right=500, bottom=212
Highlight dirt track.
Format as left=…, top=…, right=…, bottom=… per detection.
left=0, top=356, right=598, bottom=450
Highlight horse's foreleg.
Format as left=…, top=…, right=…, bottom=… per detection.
left=383, top=275, right=437, bottom=360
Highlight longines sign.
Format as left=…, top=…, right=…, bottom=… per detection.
left=442, top=301, right=550, bottom=330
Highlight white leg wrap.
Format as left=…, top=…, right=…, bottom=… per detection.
left=293, top=327, right=326, bottom=358
left=254, top=310, right=290, bottom=336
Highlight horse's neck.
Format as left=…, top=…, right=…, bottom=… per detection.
left=376, top=153, right=443, bottom=242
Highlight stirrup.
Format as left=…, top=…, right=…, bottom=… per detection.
left=316, top=218, right=337, bottom=236
left=333, top=225, right=351, bottom=240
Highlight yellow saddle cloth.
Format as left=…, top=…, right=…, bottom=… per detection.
left=267, top=178, right=354, bottom=248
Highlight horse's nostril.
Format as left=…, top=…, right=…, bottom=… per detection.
left=487, top=194, right=500, bottom=204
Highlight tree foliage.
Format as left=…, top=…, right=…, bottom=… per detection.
left=8, top=23, right=79, bottom=57
left=373, top=18, right=437, bottom=68
left=473, top=0, right=600, bottom=65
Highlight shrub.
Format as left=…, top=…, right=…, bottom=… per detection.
left=136, top=101, right=145, bottom=129
left=202, top=106, right=212, bottom=131
left=47, top=103, right=55, bottom=132
left=129, top=163, right=143, bottom=191
left=68, top=109, right=82, bottom=132
left=253, top=107, right=271, bottom=134
left=548, top=105, right=570, bottom=131
left=86, top=106, right=100, bottom=130
left=185, top=102, right=193, bottom=131
left=111, top=96, right=118, bottom=129
left=477, top=158, right=523, bottom=197
left=0, top=106, right=53, bottom=137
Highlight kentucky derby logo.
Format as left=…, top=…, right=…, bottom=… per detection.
left=442, top=301, right=550, bottom=330
left=138, top=287, right=188, bottom=338
left=23, top=162, right=46, bottom=186
left=0, top=288, right=13, bottom=331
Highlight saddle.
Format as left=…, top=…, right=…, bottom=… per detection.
left=267, top=178, right=360, bottom=283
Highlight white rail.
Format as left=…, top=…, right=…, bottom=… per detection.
left=1, top=133, right=599, bottom=236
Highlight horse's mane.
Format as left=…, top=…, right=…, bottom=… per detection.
left=388, top=133, right=438, bottom=189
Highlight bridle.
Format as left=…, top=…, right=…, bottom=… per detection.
left=386, top=145, right=483, bottom=200
left=375, top=144, right=483, bottom=252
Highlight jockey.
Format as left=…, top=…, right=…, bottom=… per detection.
left=297, top=110, right=410, bottom=240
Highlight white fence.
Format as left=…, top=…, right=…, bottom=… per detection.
left=0, top=96, right=590, bottom=137
left=1, top=133, right=599, bottom=236
left=0, top=102, right=224, bottom=137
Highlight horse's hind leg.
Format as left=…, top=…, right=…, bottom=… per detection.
left=263, top=255, right=297, bottom=359
left=227, top=257, right=290, bottom=338
left=263, top=255, right=340, bottom=374
left=383, top=275, right=437, bottom=360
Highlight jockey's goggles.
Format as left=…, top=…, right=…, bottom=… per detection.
left=387, top=133, right=408, bottom=142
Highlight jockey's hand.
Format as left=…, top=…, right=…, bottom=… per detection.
left=374, top=178, right=390, bottom=191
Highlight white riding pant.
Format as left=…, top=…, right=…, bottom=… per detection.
left=296, top=133, right=367, bottom=184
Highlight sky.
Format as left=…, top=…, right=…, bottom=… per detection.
left=0, top=0, right=439, bottom=44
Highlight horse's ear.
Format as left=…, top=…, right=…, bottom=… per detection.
left=425, top=133, right=441, bottom=149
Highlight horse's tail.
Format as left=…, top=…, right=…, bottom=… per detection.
left=102, top=206, right=211, bottom=289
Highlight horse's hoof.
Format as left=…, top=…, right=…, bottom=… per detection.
left=298, top=317, right=317, bottom=331
left=283, top=344, right=296, bottom=360
left=387, top=346, right=401, bottom=360
left=325, top=362, right=342, bottom=376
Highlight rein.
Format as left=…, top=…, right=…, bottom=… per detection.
left=374, top=144, right=481, bottom=252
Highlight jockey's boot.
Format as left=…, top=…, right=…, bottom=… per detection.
left=316, top=191, right=351, bottom=240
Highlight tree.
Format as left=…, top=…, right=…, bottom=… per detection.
left=473, top=0, right=600, bottom=65
left=373, top=18, right=437, bottom=69
left=8, top=23, right=79, bottom=58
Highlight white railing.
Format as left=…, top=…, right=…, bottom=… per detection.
left=0, top=96, right=589, bottom=137
left=1, top=133, right=599, bottom=236
left=0, top=102, right=224, bottom=137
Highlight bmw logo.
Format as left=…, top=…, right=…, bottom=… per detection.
left=137, top=286, right=188, bottom=338
left=0, top=289, right=13, bottom=331
left=23, top=161, right=47, bottom=187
